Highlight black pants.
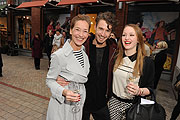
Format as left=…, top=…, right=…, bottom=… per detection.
left=46, top=50, right=51, bottom=67
left=82, top=105, right=110, bottom=120
left=170, top=92, right=180, bottom=120
left=34, top=58, right=40, bottom=69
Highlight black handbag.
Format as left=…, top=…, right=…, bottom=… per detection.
left=126, top=90, right=166, bottom=120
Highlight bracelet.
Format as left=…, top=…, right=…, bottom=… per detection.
left=138, top=88, right=143, bottom=96
left=140, top=88, right=144, bottom=96
left=136, top=88, right=141, bottom=96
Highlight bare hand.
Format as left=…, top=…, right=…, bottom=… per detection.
left=62, top=89, right=80, bottom=102
left=126, top=82, right=140, bottom=95
left=56, top=76, right=69, bottom=87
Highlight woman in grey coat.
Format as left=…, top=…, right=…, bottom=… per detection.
left=46, top=15, right=91, bottom=120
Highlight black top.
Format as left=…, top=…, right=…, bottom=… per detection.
left=44, top=34, right=54, bottom=54
left=84, top=37, right=110, bottom=112
left=96, top=47, right=105, bottom=76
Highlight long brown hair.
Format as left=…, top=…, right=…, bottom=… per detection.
left=113, top=24, right=146, bottom=77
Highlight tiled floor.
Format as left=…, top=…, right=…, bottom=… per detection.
left=0, top=54, right=51, bottom=98
left=0, top=54, right=179, bottom=120
left=0, top=84, right=48, bottom=120
left=0, top=54, right=50, bottom=120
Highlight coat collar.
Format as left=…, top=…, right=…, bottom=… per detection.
left=63, top=39, right=73, bottom=57
left=62, top=39, right=89, bottom=77
left=63, top=39, right=85, bottom=56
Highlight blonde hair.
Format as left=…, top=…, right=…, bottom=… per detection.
left=157, top=41, right=168, bottom=49
left=113, top=24, right=146, bottom=77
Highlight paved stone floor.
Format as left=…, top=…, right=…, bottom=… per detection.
left=0, top=54, right=179, bottom=120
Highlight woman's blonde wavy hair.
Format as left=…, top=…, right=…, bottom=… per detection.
left=113, top=24, right=146, bottom=77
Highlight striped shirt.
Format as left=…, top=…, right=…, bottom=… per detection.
left=73, top=50, right=84, bottom=68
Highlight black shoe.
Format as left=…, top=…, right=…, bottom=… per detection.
left=35, top=66, right=40, bottom=70
left=0, top=74, right=3, bottom=77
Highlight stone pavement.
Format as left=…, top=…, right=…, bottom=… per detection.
left=0, top=54, right=179, bottom=120
left=0, top=54, right=50, bottom=120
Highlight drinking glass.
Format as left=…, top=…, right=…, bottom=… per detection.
left=126, top=72, right=136, bottom=97
left=68, top=81, right=81, bottom=113
left=126, top=72, right=136, bottom=84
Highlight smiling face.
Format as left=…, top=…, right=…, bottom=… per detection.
left=70, top=20, right=89, bottom=51
left=122, top=26, right=138, bottom=56
left=94, top=20, right=112, bottom=47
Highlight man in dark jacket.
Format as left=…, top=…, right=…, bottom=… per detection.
left=57, top=12, right=117, bottom=120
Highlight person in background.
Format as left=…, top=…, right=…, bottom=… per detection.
left=149, top=20, right=168, bottom=46
left=142, top=28, right=152, bottom=43
left=44, top=30, right=54, bottom=69
left=47, top=20, right=54, bottom=34
left=46, top=14, right=91, bottom=120
left=110, top=32, right=118, bottom=43
left=57, top=12, right=117, bottom=120
left=31, top=33, right=43, bottom=70
left=62, top=30, right=67, bottom=43
left=143, top=33, right=150, bottom=56
left=150, top=21, right=169, bottom=90
left=0, top=47, right=3, bottom=77
left=109, top=24, right=154, bottom=120
left=152, top=41, right=168, bottom=89
left=51, top=29, right=64, bottom=53
left=55, top=22, right=62, bottom=31
left=136, top=22, right=141, bottom=27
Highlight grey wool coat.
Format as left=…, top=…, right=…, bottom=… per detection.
left=46, top=40, right=90, bottom=120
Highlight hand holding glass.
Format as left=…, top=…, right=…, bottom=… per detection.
left=68, top=82, right=81, bottom=113
left=126, top=72, right=136, bottom=97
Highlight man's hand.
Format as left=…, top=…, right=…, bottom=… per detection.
left=56, top=76, right=69, bottom=87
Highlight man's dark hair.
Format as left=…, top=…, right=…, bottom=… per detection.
left=96, top=11, right=117, bottom=32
